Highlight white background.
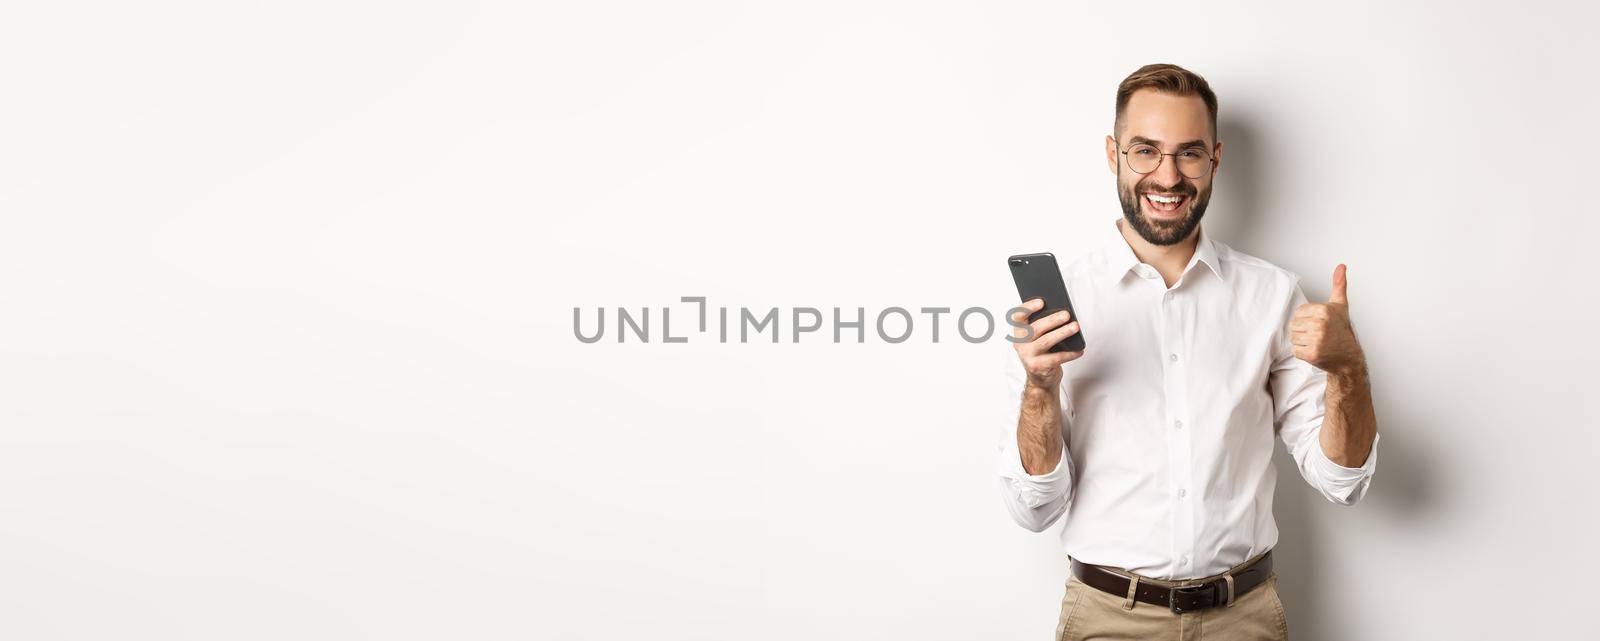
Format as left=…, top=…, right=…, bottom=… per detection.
left=2, top=1, right=1597, bottom=639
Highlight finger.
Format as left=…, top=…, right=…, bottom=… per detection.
left=1039, top=349, right=1085, bottom=368
left=1295, top=304, right=1329, bottom=320
left=1029, top=310, right=1072, bottom=337
left=1033, top=321, right=1081, bottom=351
left=1008, top=306, right=1033, bottom=328
left=1008, top=300, right=1052, bottom=336
left=1328, top=263, right=1348, bottom=305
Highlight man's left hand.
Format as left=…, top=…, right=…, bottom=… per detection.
left=1291, top=264, right=1364, bottom=375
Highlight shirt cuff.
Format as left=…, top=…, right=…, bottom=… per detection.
left=998, top=446, right=1071, bottom=509
left=1307, top=431, right=1380, bottom=504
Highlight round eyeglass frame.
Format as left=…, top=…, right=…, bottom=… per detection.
left=1117, top=140, right=1215, bottom=180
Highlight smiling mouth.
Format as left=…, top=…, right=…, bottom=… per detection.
left=1143, top=192, right=1188, bottom=214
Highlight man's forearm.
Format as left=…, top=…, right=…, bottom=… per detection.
left=1018, top=381, right=1065, bottom=475
left=1320, top=364, right=1377, bottom=467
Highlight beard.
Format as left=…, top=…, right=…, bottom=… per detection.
left=1117, top=169, right=1211, bottom=246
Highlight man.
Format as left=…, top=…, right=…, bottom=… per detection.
left=998, top=64, right=1379, bottom=640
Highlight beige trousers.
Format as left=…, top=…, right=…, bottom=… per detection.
left=1053, top=557, right=1288, bottom=641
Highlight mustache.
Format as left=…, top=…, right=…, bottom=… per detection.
left=1134, top=176, right=1198, bottom=197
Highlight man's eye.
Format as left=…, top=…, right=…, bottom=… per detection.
left=1179, top=150, right=1203, bottom=159
left=1133, top=148, right=1156, bottom=156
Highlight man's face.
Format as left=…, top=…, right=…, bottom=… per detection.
left=1105, top=89, right=1222, bottom=246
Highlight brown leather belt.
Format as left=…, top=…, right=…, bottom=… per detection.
left=1069, top=551, right=1273, bottom=614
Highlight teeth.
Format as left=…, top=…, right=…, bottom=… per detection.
left=1147, top=194, right=1183, bottom=204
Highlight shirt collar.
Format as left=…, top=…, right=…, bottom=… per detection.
left=1105, top=217, right=1223, bottom=286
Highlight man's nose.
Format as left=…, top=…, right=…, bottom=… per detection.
left=1152, top=153, right=1183, bottom=186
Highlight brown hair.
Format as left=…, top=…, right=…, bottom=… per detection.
left=1115, top=63, right=1218, bottom=139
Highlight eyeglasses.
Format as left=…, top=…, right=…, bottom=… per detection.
left=1118, top=141, right=1214, bottom=179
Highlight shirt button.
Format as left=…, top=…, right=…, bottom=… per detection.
left=1169, top=353, right=1179, bottom=362
left=1174, top=420, right=1183, bottom=430
left=1178, top=488, right=1187, bottom=498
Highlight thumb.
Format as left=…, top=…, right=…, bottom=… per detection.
left=1328, top=263, right=1348, bottom=305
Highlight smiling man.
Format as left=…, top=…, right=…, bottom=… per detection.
left=997, top=64, right=1379, bottom=640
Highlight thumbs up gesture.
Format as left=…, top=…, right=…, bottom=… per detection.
left=1291, top=264, right=1364, bottom=374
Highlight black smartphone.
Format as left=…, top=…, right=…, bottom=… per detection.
left=1008, top=252, right=1085, bottom=353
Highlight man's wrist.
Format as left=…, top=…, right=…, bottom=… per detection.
left=1024, top=377, right=1060, bottom=394
left=1328, top=359, right=1369, bottom=387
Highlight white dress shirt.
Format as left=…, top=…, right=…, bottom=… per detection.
left=997, top=218, right=1378, bottom=580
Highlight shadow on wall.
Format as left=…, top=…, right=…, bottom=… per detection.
left=1211, top=114, right=1438, bottom=638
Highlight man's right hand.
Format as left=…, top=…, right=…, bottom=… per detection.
left=1010, top=298, right=1085, bottom=389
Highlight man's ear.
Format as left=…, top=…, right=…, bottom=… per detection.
left=1211, top=140, right=1224, bottom=176
left=1105, top=135, right=1119, bottom=175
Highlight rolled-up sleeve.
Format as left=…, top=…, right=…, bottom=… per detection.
left=996, top=352, right=1073, bottom=532
left=1269, top=279, right=1378, bottom=506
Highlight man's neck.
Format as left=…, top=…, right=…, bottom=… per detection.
left=1117, top=218, right=1200, bottom=289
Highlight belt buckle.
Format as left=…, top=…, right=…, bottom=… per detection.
left=1168, top=584, right=1212, bottom=614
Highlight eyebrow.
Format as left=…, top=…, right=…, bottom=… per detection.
left=1127, top=136, right=1211, bottom=151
